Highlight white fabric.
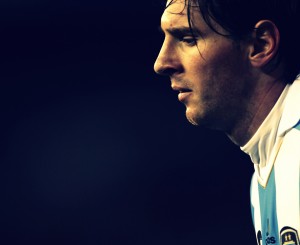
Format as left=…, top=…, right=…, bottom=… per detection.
left=241, top=83, right=289, bottom=167
left=241, top=77, right=300, bottom=245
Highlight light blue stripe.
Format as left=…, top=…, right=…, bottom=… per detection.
left=258, top=169, right=279, bottom=245
left=294, top=120, right=300, bottom=130
left=250, top=175, right=256, bottom=227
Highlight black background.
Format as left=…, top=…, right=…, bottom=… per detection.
left=0, top=1, right=256, bottom=244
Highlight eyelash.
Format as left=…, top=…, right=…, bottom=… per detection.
left=180, top=36, right=197, bottom=46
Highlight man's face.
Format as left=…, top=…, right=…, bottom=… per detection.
left=154, top=0, right=252, bottom=132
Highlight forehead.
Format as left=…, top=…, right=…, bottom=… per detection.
left=166, top=0, right=197, bottom=7
left=162, top=0, right=195, bottom=26
left=164, top=0, right=189, bottom=16
left=161, top=0, right=202, bottom=26
left=161, top=0, right=228, bottom=37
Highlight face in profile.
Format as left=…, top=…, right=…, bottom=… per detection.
left=154, top=0, right=252, bottom=132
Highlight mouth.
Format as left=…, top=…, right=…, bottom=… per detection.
left=171, top=85, right=192, bottom=93
left=171, top=85, right=192, bottom=102
left=178, top=90, right=192, bottom=102
left=178, top=88, right=192, bottom=93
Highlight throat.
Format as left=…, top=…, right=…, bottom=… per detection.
left=228, top=80, right=288, bottom=146
left=240, top=83, right=289, bottom=167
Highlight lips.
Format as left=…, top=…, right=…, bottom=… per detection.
left=171, top=85, right=192, bottom=102
left=178, top=91, right=192, bottom=102
left=179, top=88, right=192, bottom=93
left=171, top=85, right=192, bottom=93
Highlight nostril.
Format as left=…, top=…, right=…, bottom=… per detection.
left=154, top=51, right=182, bottom=76
left=154, top=59, right=178, bottom=76
left=153, top=60, right=161, bottom=74
left=160, top=67, right=178, bottom=76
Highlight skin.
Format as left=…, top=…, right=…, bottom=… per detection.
left=154, top=0, right=286, bottom=146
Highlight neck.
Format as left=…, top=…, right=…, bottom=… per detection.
left=227, top=77, right=287, bottom=146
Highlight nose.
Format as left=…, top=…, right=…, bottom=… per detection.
left=154, top=39, right=181, bottom=76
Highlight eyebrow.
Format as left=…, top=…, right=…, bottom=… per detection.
left=158, top=26, right=200, bottom=36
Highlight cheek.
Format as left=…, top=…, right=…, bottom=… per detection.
left=185, top=40, right=247, bottom=91
left=192, top=50, right=246, bottom=102
left=189, top=45, right=235, bottom=75
left=205, top=46, right=246, bottom=83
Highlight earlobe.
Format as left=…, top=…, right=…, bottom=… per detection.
left=249, top=20, right=280, bottom=68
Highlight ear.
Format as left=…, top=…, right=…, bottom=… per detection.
left=249, top=20, right=280, bottom=68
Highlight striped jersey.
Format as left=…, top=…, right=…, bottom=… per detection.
left=242, top=78, right=300, bottom=245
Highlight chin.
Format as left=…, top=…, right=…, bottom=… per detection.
left=187, top=116, right=199, bottom=126
left=185, top=107, right=214, bottom=128
left=185, top=109, right=201, bottom=126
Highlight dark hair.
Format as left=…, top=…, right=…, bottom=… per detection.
left=167, top=0, right=300, bottom=83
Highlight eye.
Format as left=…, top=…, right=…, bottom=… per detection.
left=181, top=36, right=196, bottom=45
